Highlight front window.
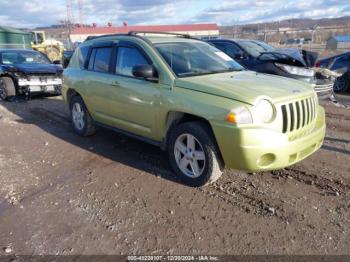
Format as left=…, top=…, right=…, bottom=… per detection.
left=116, top=46, right=150, bottom=77
left=32, top=32, right=44, bottom=45
left=155, top=41, right=243, bottom=77
left=212, top=42, right=244, bottom=59
left=0, top=51, right=50, bottom=65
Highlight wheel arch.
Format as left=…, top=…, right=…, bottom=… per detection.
left=163, top=111, right=225, bottom=166
left=66, top=88, right=81, bottom=105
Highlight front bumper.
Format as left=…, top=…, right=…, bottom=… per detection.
left=212, top=106, right=326, bottom=171
left=17, top=77, right=62, bottom=94
left=313, top=79, right=334, bottom=100
left=286, top=74, right=334, bottom=100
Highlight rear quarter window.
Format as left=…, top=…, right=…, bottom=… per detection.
left=78, top=46, right=89, bottom=69
left=69, top=45, right=90, bottom=69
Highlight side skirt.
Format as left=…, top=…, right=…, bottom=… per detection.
left=94, top=121, right=165, bottom=149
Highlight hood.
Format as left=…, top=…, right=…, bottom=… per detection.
left=3, top=63, right=63, bottom=75
left=175, top=71, right=315, bottom=105
left=260, top=48, right=318, bottom=68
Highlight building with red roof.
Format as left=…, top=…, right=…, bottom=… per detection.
left=70, top=23, right=219, bottom=42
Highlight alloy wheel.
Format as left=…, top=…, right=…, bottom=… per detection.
left=334, top=76, right=348, bottom=92
left=72, top=102, right=85, bottom=131
left=174, top=133, right=206, bottom=178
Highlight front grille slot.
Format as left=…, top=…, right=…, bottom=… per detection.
left=281, top=105, right=288, bottom=133
left=306, top=99, right=310, bottom=125
left=296, top=101, right=301, bottom=129
left=301, top=100, right=306, bottom=127
left=289, top=103, right=295, bottom=132
left=281, top=96, right=317, bottom=134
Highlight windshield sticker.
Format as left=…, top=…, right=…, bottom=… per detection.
left=26, top=57, right=34, bottom=62
left=215, top=52, right=234, bottom=61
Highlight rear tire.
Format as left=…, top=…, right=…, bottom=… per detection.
left=0, top=77, right=16, bottom=101
left=334, top=73, right=349, bottom=93
left=168, top=121, right=223, bottom=187
left=70, top=95, right=96, bottom=136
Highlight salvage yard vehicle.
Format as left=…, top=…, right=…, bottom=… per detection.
left=316, top=51, right=350, bottom=92
left=62, top=32, right=326, bottom=187
left=0, top=49, right=63, bottom=101
left=31, top=31, right=64, bottom=62
left=208, top=39, right=336, bottom=100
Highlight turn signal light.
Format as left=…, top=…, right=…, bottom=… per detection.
left=226, top=112, right=236, bottom=123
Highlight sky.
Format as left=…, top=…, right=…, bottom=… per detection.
left=0, top=0, right=349, bottom=28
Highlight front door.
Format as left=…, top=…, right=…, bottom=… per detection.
left=86, top=43, right=161, bottom=140
left=109, top=44, right=161, bottom=140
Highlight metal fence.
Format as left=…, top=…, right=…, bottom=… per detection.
left=219, top=26, right=350, bottom=58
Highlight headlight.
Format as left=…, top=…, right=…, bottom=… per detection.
left=252, top=99, right=275, bottom=123
left=275, top=63, right=314, bottom=77
left=226, top=106, right=253, bottom=125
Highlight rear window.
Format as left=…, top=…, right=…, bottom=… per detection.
left=88, top=47, right=112, bottom=73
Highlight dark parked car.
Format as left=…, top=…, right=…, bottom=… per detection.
left=207, top=39, right=335, bottom=100
left=316, top=51, right=350, bottom=92
left=0, top=49, right=63, bottom=101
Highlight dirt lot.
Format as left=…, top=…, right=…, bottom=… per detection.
left=0, top=94, right=349, bottom=255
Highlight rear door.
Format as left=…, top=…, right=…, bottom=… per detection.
left=82, top=42, right=118, bottom=122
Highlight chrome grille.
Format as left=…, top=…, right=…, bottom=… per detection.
left=281, top=96, right=317, bottom=133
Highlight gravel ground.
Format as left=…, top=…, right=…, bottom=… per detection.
left=0, top=94, right=349, bottom=255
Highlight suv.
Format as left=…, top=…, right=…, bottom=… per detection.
left=63, top=32, right=326, bottom=187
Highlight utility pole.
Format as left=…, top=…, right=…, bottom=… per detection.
left=77, top=0, right=83, bottom=26
left=66, top=0, right=74, bottom=50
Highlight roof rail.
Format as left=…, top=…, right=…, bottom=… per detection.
left=128, top=31, right=191, bottom=38
left=84, top=33, right=130, bottom=41
left=83, top=31, right=192, bottom=42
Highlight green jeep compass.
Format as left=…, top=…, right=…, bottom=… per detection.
left=62, top=32, right=326, bottom=187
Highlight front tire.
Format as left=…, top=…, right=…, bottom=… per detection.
left=168, top=122, right=223, bottom=187
left=334, top=73, right=349, bottom=93
left=70, top=96, right=96, bottom=136
left=0, top=77, right=16, bottom=101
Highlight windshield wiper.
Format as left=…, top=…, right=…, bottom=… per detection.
left=178, top=68, right=243, bottom=77
left=206, top=68, right=243, bottom=74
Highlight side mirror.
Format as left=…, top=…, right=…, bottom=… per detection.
left=53, top=60, right=62, bottom=65
left=132, top=64, right=158, bottom=81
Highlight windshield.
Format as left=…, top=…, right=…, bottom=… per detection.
left=155, top=42, right=243, bottom=77
left=237, top=40, right=275, bottom=57
left=0, top=51, right=50, bottom=65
